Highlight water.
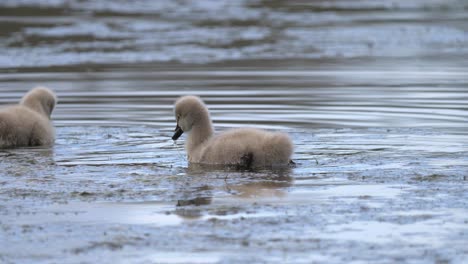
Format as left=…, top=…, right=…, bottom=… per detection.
left=1, top=0, right=468, bottom=67
left=1, top=0, right=468, bottom=263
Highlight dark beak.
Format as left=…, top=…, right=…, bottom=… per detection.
left=172, top=124, right=183, bottom=140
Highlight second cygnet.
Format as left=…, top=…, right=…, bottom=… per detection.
left=0, top=87, right=57, bottom=148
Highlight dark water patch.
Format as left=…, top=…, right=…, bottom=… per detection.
left=1, top=0, right=467, bottom=67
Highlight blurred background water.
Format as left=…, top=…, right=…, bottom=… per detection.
left=0, top=0, right=467, bottom=128
left=0, top=1, right=467, bottom=263
left=1, top=0, right=468, bottom=67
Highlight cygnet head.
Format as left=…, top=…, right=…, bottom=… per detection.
left=20, top=87, right=57, bottom=118
left=172, top=95, right=211, bottom=140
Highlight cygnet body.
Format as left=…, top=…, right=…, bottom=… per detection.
left=0, top=87, right=57, bottom=148
left=172, top=96, right=293, bottom=168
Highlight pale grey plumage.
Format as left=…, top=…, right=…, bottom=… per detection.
left=173, top=96, right=293, bottom=168
left=0, top=87, right=57, bottom=148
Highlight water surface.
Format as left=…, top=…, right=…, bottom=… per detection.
left=0, top=0, right=467, bottom=263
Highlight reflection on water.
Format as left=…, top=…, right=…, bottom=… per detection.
left=1, top=65, right=467, bottom=129
left=1, top=119, right=467, bottom=263
left=317, top=208, right=468, bottom=246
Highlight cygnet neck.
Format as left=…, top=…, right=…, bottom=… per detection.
left=186, top=111, right=214, bottom=153
left=21, top=97, right=48, bottom=117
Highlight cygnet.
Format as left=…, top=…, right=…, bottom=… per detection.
left=172, top=96, right=293, bottom=168
left=0, top=87, right=57, bottom=148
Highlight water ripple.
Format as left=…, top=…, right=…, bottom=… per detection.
left=1, top=0, right=467, bottom=67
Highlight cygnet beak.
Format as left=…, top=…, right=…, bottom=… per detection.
left=172, top=124, right=183, bottom=140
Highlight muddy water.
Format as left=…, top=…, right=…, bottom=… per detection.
left=1, top=0, right=468, bottom=263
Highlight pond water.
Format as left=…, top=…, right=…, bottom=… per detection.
left=1, top=0, right=468, bottom=263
